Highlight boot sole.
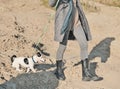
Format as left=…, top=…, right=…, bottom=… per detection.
left=91, top=77, right=103, bottom=81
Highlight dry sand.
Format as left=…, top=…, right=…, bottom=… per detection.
left=0, top=0, right=120, bottom=89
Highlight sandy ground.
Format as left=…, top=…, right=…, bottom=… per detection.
left=0, top=0, right=120, bottom=89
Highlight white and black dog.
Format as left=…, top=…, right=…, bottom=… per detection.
left=11, top=52, right=45, bottom=73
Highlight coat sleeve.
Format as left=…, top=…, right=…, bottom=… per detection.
left=49, top=0, right=58, bottom=7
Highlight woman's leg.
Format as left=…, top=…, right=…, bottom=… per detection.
left=56, top=43, right=67, bottom=61
left=56, top=28, right=70, bottom=60
left=73, top=24, right=103, bottom=81
left=55, top=31, right=69, bottom=80
left=73, top=24, right=88, bottom=60
left=73, top=24, right=90, bottom=81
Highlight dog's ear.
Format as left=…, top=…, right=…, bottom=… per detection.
left=37, top=52, right=41, bottom=57
left=11, top=55, right=17, bottom=62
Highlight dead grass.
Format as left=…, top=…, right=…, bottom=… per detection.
left=41, top=0, right=51, bottom=8
left=93, top=0, right=120, bottom=7
left=81, top=0, right=100, bottom=12
left=41, top=0, right=99, bottom=12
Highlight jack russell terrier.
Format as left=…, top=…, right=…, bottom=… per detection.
left=11, top=52, right=45, bottom=73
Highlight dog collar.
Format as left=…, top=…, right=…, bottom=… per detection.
left=32, top=56, right=36, bottom=63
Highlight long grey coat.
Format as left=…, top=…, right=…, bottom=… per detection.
left=49, top=0, right=92, bottom=42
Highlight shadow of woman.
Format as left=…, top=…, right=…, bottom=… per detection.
left=74, top=37, right=115, bottom=66
left=73, top=37, right=115, bottom=80
left=89, top=62, right=103, bottom=79
left=89, top=37, right=115, bottom=63
left=88, top=37, right=115, bottom=80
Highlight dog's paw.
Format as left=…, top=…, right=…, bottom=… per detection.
left=33, top=70, right=37, bottom=73
left=32, top=69, right=37, bottom=73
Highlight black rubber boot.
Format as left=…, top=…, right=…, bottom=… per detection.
left=81, top=59, right=91, bottom=81
left=55, top=60, right=66, bottom=80
left=82, top=59, right=103, bottom=81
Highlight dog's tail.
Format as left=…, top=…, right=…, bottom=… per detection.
left=11, top=55, right=17, bottom=63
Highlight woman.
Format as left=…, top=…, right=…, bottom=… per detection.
left=49, top=0, right=102, bottom=81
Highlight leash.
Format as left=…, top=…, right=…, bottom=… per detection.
left=36, top=13, right=54, bottom=47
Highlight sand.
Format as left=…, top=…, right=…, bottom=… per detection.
left=0, top=0, right=120, bottom=89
